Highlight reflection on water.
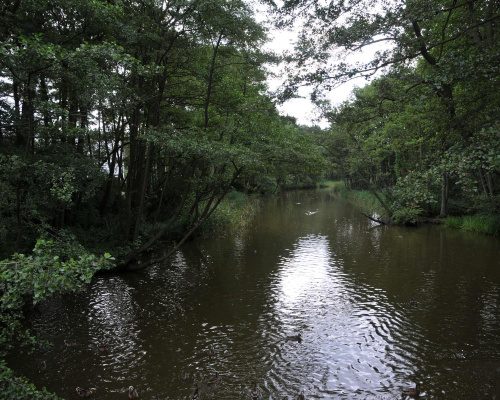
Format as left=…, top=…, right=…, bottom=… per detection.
left=8, top=191, right=500, bottom=399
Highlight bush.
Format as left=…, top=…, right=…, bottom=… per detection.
left=0, top=237, right=114, bottom=398
left=317, top=180, right=345, bottom=191
left=0, top=238, right=114, bottom=352
left=461, top=214, right=500, bottom=235
left=392, top=207, right=422, bottom=225
left=444, top=216, right=463, bottom=229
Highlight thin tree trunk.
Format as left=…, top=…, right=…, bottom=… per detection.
left=205, top=32, right=224, bottom=129
left=478, top=168, right=489, bottom=196
left=486, top=173, right=494, bottom=196
left=77, top=105, right=87, bottom=154
left=369, top=189, right=392, bottom=220
left=99, top=120, right=124, bottom=216
left=123, top=106, right=141, bottom=238
left=68, top=89, right=78, bottom=146
left=13, top=78, right=22, bottom=147
left=439, top=173, right=449, bottom=218
left=133, top=142, right=153, bottom=242
left=15, top=181, right=22, bottom=252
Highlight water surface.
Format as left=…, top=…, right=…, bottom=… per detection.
left=10, top=190, right=500, bottom=399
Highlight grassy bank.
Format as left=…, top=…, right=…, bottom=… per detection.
left=199, top=190, right=261, bottom=236
left=445, top=214, right=500, bottom=236
left=319, top=181, right=387, bottom=215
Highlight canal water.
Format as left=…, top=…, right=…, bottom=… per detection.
left=9, top=190, right=500, bottom=399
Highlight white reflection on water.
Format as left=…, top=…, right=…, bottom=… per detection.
left=269, top=234, right=417, bottom=398
left=276, top=235, right=332, bottom=309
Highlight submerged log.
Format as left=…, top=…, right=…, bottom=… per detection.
left=361, top=212, right=390, bottom=225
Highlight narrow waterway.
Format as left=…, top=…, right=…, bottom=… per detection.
left=9, top=190, right=500, bottom=399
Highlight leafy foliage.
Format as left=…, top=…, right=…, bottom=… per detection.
left=0, top=237, right=114, bottom=353
left=0, top=359, right=60, bottom=400
left=0, top=234, right=113, bottom=398
left=0, top=0, right=326, bottom=391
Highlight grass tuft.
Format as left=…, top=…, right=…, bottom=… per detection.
left=445, top=214, right=500, bottom=236
left=200, top=191, right=261, bottom=236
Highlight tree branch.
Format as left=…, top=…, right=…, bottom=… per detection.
left=361, top=212, right=389, bottom=225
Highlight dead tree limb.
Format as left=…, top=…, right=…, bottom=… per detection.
left=361, top=212, right=389, bottom=225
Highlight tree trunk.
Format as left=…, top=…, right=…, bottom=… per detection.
left=133, top=142, right=153, bottom=242
left=205, top=32, right=224, bottom=129
left=439, top=172, right=449, bottom=218
left=369, top=189, right=393, bottom=220
left=123, top=106, right=141, bottom=238
left=77, top=105, right=87, bottom=154
left=13, top=78, right=23, bottom=147
left=68, top=89, right=78, bottom=146
left=99, top=120, right=124, bottom=216
left=15, top=181, right=22, bottom=252
left=486, top=173, right=494, bottom=196
left=478, top=168, right=489, bottom=196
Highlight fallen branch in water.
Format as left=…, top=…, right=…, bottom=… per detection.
left=361, top=212, right=390, bottom=225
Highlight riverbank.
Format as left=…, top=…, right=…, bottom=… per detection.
left=318, top=181, right=386, bottom=215
left=444, top=214, right=500, bottom=236
left=320, top=181, right=500, bottom=236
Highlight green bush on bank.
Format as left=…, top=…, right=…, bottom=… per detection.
left=325, top=181, right=500, bottom=234
left=316, top=180, right=345, bottom=191
left=392, top=207, right=422, bottom=225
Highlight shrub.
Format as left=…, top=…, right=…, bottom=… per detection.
left=392, top=207, right=422, bottom=225
left=0, top=237, right=114, bottom=398
left=199, top=191, right=260, bottom=236
left=444, top=216, right=463, bottom=229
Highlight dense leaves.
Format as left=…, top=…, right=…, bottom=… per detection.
left=0, top=238, right=113, bottom=352
left=0, top=237, right=113, bottom=399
